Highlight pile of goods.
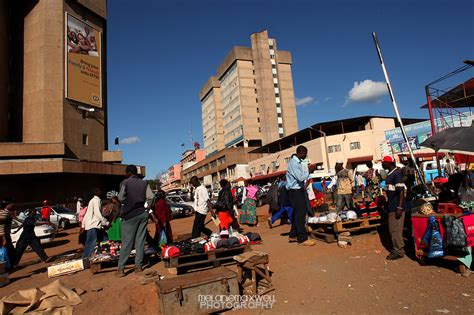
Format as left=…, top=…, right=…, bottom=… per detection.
left=89, top=241, right=122, bottom=263
left=162, top=232, right=261, bottom=259
left=307, top=201, right=380, bottom=224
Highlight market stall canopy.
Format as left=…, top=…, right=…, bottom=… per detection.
left=421, top=78, right=474, bottom=109
left=420, top=126, right=474, bottom=155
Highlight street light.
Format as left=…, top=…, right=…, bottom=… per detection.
left=309, top=127, right=330, bottom=172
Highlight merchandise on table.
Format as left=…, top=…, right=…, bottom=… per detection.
left=90, top=240, right=122, bottom=262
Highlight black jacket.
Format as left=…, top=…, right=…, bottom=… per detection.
left=215, top=187, right=233, bottom=212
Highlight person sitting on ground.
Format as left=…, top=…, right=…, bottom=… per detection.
left=12, top=208, right=53, bottom=265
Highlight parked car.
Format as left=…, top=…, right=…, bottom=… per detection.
left=165, top=195, right=195, bottom=210
left=422, top=161, right=445, bottom=183
left=10, top=218, right=56, bottom=245
left=169, top=202, right=194, bottom=219
left=31, top=206, right=78, bottom=229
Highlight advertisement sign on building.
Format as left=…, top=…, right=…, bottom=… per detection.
left=65, top=13, right=102, bottom=107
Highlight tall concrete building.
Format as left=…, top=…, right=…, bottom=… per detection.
left=0, top=0, right=142, bottom=203
left=199, top=30, right=299, bottom=156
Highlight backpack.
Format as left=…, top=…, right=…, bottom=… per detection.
left=422, top=216, right=444, bottom=258
left=265, top=183, right=279, bottom=212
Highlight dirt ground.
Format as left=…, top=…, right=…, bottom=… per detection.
left=1, top=206, right=473, bottom=314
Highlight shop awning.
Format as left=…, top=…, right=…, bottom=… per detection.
left=251, top=170, right=287, bottom=182
left=347, top=156, right=373, bottom=164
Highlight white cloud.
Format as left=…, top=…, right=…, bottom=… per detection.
left=120, top=136, right=141, bottom=145
left=296, top=96, right=317, bottom=107
left=345, top=80, right=388, bottom=104
left=323, top=97, right=332, bottom=102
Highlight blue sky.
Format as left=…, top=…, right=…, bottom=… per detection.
left=106, top=0, right=474, bottom=178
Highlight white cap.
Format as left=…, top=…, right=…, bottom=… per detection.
left=336, top=160, right=344, bottom=164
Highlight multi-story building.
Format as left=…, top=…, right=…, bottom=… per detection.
left=248, top=116, right=424, bottom=182
left=0, top=0, right=143, bottom=203
left=199, top=30, right=299, bottom=156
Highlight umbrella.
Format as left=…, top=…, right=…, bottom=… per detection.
left=420, top=126, right=474, bottom=155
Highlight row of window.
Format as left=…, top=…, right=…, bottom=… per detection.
left=327, top=141, right=361, bottom=153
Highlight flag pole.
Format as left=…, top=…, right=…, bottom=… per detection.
left=371, top=32, right=429, bottom=193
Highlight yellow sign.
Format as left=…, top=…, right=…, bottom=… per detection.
left=65, top=13, right=102, bottom=108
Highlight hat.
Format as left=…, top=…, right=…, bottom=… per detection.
left=219, top=230, right=229, bottom=239
left=216, top=239, right=229, bottom=248
left=162, top=246, right=181, bottom=258
left=245, top=232, right=262, bottom=242
left=228, top=237, right=240, bottom=248
left=382, top=156, right=395, bottom=163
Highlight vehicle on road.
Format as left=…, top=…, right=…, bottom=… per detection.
left=169, top=202, right=194, bottom=219
left=10, top=218, right=56, bottom=245
left=165, top=195, right=195, bottom=210
left=30, top=206, right=79, bottom=229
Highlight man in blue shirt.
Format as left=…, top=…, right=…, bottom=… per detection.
left=286, top=146, right=317, bottom=246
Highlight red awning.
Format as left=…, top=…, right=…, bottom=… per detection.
left=251, top=170, right=287, bottom=182
left=347, top=156, right=373, bottom=164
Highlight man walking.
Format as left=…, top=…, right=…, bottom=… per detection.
left=286, top=146, right=316, bottom=246
left=116, top=165, right=153, bottom=276
left=190, top=176, right=214, bottom=238
left=382, top=156, right=406, bottom=260
left=335, top=161, right=354, bottom=211
left=40, top=200, right=52, bottom=222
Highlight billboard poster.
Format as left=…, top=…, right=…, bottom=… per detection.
left=384, top=113, right=471, bottom=153
left=65, top=13, right=102, bottom=107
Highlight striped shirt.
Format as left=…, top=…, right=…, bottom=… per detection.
left=0, top=209, right=12, bottom=236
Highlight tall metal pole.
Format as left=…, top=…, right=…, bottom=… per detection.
left=310, top=127, right=330, bottom=172
left=372, top=32, right=429, bottom=191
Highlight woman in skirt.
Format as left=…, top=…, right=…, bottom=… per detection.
left=240, top=180, right=259, bottom=226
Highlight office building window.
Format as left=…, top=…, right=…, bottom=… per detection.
left=252, top=70, right=255, bottom=75
left=251, top=167, right=255, bottom=174
left=275, top=93, right=279, bottom=97
left=278, top=123, right=283, bottom=128
left=327, top=144, right=342, bottom=153
left=277, top=113, right=282, bottom=117
left=253, top=79, right=256, bottom=84
left=284, top=157, right=291, bottom=164
left=274, top=83, right=278, bottom=88
left=257, top=118, right=260, bottom=122
left=258, top=127, right=261, bottom=132
left=254, top=88, right=257, bottom=94
left=256, top=98, right=258, bottom=103
left=270, top=54, right=275, bottom=59
left=350, top=141, right=361, bottom=150
left=269, top=45, right=274, bottom=50
left=256, top=108, right=259, bottom=113
left=82, top=134, right=88, bottom=145
left=273, top=73, right=277, bottom=78
left=260, top=164, right=266, bottom=171
left=272, top=64, right=276, bottom=69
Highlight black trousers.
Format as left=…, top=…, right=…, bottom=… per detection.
left=288, top=189, right=309, bottom=243
left=16, top=234, right=48, bottom=264
left=191, top=212, right=212, bottom=239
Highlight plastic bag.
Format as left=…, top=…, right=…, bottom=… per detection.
left=159, top=229, right=167, bottom=248
left=0, top=247, right=10, bottom=270
left=422, top=216, right=444, bottom=258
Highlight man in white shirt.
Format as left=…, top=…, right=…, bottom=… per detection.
left=82, top=188, right=107, bottom=259
left=190, top=176, right=214, bottom=238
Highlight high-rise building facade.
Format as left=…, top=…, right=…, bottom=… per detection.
left=199, top=30, right=298, bottom=156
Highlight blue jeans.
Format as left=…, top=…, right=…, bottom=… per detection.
left=271, top=206, right=293, bottom=224
left=83, top=228, right=107, bottom=259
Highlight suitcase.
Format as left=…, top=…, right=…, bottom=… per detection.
left=155, top=266, right=239, bottom=315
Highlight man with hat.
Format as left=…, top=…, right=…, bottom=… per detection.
left=116, top=164, right=154, bottom=276
left=382, top=156, right=406, bottom=260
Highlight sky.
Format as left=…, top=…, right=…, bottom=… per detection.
left=106, top=0, right=474, bottom=178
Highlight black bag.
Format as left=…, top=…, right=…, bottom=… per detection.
left=78, top=229, right=87, bottom=245
left=265, top=183, right=279, bottom=212
left=444, top=215, right=467, bottom=249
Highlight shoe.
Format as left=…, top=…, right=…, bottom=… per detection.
left=298, top=239, right=316, bottom=246
left=386, top=252, right=404, bottom=261
left=288, top=237, right=297, bottom=243
left=135, top=266, right=144, bottom=274
left=116, top=269, right=126, bottom=277
left=267, top=218, right=273, bottom=229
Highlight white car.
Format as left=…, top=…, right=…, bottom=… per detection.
left=165, top=195, right=195, bottom=209
left=10, top=218, right=56, bottom=245
left=32, top=206, right=78, bottom=229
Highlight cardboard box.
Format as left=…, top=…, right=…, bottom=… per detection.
left=47, top=259, right=84, bottom=278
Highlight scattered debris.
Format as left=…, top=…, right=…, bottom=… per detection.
left=321, top=269, right=327, bottom=272
left=404, top=306, right=409, bottom=309
left=91, top=286, right=103, bottom=292
left=435, top=309, right=450, bottom=314
left=374, top=250, right=382, bottom=254
left=73, top=288, right=86, bottom=296
left=462, top=293, right=471, bottom=297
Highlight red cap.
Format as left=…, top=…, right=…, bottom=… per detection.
left=162, top=246, right=180, bottom=258
left=382, top=156, right=395, bottom=163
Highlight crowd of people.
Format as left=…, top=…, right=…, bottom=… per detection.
left=0, top=150, right=471, bottom=275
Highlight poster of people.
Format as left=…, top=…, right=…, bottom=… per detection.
left=65, top=13, right=102, bottom=108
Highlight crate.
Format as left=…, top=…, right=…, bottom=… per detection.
left=164, top=244, right=251, bottom=275
left=307, top=216, right=383, bottom=243
left=156, top=266, right=239, bottom=315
